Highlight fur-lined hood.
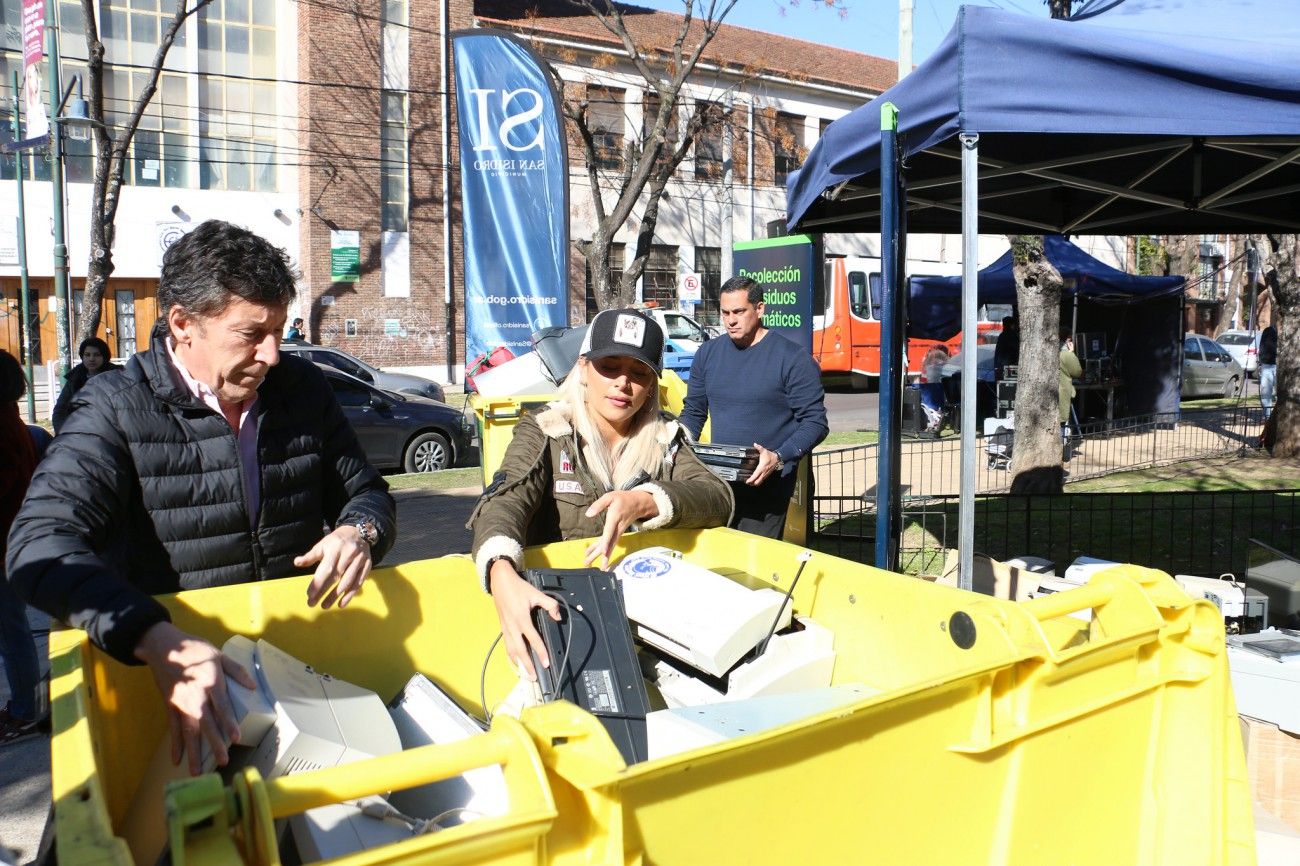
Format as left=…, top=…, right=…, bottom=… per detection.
left=533, top=400, right=685, bottom=447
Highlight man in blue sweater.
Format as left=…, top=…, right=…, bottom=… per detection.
left=680, top=276, right=828, bottom=538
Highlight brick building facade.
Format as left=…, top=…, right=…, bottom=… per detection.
left=1, top=0, right=892, bottom=381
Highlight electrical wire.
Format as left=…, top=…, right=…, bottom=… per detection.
left=478, top=632, right=503, bottom=727
left=753, top=552, right=811, bottom=658
left=351, top=798, right=486, bottom=834
left=477, top=589, right=574, bottom=724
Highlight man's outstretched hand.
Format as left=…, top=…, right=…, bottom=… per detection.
left=134, top=621, right=258, bottom=776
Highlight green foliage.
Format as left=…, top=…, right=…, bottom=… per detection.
left=1135, top=235, right=1166, bottom=275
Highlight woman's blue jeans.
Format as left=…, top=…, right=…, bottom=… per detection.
left=0, top=570, right=40, bottom=721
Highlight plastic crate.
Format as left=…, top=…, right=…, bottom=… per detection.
left=50, top=528, right=1254, bottom=865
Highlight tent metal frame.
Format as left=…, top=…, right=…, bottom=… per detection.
left=801, top=137, right=1300, bottom=235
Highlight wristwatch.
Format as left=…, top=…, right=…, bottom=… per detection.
left=352, top=520, right=379, bottom=548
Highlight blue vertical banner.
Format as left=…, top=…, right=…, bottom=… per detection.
left=452, top=30, right=569, bottom=360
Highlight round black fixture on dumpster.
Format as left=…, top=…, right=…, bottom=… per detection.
left=949, top=612, right=977, bottom=649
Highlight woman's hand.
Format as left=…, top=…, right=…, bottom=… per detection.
left=583, top=490, right=657, bottom=568
left=489, top=559, right=560, bottom=682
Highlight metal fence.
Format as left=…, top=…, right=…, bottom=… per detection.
left=812, top=404, right=1266, bottom=505
left=811, top=403, right=1281, bottom=577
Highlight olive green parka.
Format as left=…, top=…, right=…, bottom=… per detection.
left=468, top=401, right=733, bottom=587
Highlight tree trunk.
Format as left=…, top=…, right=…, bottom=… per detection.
left=74, top=0, right=208, bottom=344
left=1267, top=234, right=1299, bottom=457
left=1007, top=235, right=1066, bottom=494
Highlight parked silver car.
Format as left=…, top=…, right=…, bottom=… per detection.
left=1182, top=334, right=1244, bottom=398
left=280, top=343, right=446, bottom=403
left=1215, top=329, right=1260, bottom=377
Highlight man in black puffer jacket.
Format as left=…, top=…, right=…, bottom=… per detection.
left=6, top=220, right=396, bottom=773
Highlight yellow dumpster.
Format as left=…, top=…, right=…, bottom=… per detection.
left=49, top=528, right=1252, bottom=864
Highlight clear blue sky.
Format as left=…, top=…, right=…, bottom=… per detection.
left=630, top=1, right=1051, bottom=64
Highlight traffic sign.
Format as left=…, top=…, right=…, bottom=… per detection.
left=677, top=271, right=702, bottom=302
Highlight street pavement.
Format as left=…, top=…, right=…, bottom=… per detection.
left=0, top=484, right=483, bottom=865
left=824, top=387, right=880, bottom=432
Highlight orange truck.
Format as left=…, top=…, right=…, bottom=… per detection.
left=815, top=256, right=1002, bottom=388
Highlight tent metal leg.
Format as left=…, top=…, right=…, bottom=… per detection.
left=959, top=132, right=979, bottom=593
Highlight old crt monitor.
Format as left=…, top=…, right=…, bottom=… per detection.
left=613, top=547, right=793, bottom=678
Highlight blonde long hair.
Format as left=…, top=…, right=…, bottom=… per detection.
left=558, top=358, right=670, bottom=490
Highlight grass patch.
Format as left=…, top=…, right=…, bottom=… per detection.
left=1067, top=455, right=1300, bottom=493
left=441, top=390, right=471, bottom=411
left=818, top=430, right=880, bottom=449
left=1179, top=395, right=1253, bottom=411
left=385, top=467, right=482, bottom=492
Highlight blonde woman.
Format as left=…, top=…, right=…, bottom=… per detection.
left=469, top=308, right=733, bottom=679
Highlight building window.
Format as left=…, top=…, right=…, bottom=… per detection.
left=197, top=0, right=276, bottom=191
left=587, top=86, right=624, bottom=171
left=381, top=91, right=408, bottom=232
left=384, top=0, right=407, bottom=25
left=694, top=246, right=721, bottom=325
left=819, top=117, right=833, bottom=139
left=585, top=242, right=624, bottom=319
left=643, top=244, right=679, bottom=307
left=102, top=68, right=190, bottom=188
left=694, top=100, right=723, bottom=180
left=1199, top=256, right=1222, bottom=300
left=774, top=111, right=806, bottom=187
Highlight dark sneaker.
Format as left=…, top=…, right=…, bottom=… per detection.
left=0, top=704, right=43, bottom=746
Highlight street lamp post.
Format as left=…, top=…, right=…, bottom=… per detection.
left=45, top=0, right=72, bottom=379
left=10, top=71, right=37, bottom=422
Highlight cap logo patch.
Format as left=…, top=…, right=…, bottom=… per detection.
left=613, top=314, right=646, bottom=348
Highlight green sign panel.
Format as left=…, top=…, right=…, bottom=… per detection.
left=330, top=230, right=360, bottom=283
left=732, top=234, right=818, bottom=350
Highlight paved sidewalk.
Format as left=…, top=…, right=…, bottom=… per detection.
left=0, top=483, right=483, bottom=865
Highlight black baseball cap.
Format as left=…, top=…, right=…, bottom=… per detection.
left=579, top=308, right=664, bottom=376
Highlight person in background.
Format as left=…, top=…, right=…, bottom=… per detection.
left=50, top=336, right=121, bottom=432
left=1059, top=328, right=1083, bottom=439
left=920, top=344, right=952, bottom=433
left=7, top=220, right=395, bottom=774
left=922, top=344, right=951, bottom=384
left=994, top=316, right=1020, bottom=381
left=0, top=351, right=43, bottom=744
left=680, top=276, right=828, bottom=539
left=469, top=308, right=733, bottom=680
left=1258, top=323, right=1278, bottom=414
left=285, top=317, right=306, bottom=342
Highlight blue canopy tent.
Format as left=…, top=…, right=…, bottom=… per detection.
left=788, top=0, right=1300, bottom=237
left=909, top=235, right=1186, bottom=415
left=785, top=0, right=1300, bottom=584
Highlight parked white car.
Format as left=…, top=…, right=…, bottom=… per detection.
left=644, top=308, right=714, bottom=351
left=1215, top=329, right=1260, bottom=377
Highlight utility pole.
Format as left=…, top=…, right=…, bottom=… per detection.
left=11, top=71, right=36, bottom=422
left=898, top=0, right=914, bottom=80
left=45, top=0, right=72, bottom=380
